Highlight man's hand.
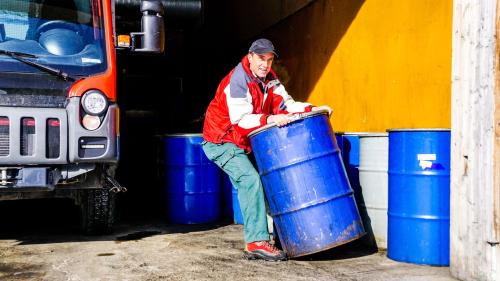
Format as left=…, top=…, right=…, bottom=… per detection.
left=267, top=114, right=290, bottom=127
left=312, top=105, right=333, bottom=116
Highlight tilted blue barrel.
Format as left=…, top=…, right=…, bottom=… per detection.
left=164, top=134, right=220, bottom=224
left=222, top=174, right=244, bottom=224
left=387, top=129, right=450, bottom=266
left=248, top=111, right=365, bottom=257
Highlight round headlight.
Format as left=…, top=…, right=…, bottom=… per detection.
left=82, top=90, right=108, bottom=116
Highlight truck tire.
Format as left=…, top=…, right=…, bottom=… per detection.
left=79, top=188, right=115, bottom=235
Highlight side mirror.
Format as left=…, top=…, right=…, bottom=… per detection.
left=118, top=0, right=165, bottom=53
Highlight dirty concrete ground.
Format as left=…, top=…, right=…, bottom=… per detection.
left=0, top=200, right=457, bottom=281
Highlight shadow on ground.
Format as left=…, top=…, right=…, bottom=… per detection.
left=0, top=198, right=378, bottom=264
left=0, top=198, right=228, bottom=245
left=293, top=240, right=380, bottom=261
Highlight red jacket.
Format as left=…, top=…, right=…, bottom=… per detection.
left=203, top=56, right=312, bottom=152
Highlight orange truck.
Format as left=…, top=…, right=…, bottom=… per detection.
left=0, top=0, right=164, bottom=234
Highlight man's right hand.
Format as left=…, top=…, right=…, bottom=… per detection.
left=267, top=114, right=290, bottom=127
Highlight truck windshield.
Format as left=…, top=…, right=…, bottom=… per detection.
left=0, top=0, right=107, bottom=77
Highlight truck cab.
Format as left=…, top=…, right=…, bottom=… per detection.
left=0, top=0, right=163, bottom=234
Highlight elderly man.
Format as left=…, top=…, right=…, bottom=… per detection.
left=202, top=38, right=331, bottom=261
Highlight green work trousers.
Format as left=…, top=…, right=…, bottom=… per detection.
left=202, top=141, right=270, bottom=243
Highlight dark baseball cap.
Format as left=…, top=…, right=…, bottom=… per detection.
left=249, top=38, right=278, bottom=57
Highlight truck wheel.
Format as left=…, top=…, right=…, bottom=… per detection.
left=79, top=188, right=115, bottom=235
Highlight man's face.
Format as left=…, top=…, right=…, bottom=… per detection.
left=248, top=52, right=274, bottom=79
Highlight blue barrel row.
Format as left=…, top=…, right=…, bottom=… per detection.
left=337, top=129, right=450, bottom=266
left=162, top=126, right=450, bottom=264
left=163, top=134, right=242, bottom=225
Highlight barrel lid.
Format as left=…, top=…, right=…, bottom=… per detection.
left=387, top=128, right=451, bottom=132
left=358, top=132, right=388, bottom=137
left=248, top=109, right=329, bottom=138
left=162, top=133, right=203, bottom=137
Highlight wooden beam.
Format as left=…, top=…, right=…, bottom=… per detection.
left=494, top=0, right=500, bottom=274
left=451, top=0, right=500, bottom=280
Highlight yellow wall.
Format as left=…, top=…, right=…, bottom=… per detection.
left=267, top=0, right=452, bottom=132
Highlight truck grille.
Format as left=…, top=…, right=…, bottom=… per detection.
left=0, top=108, right=68, bottom=164
left=0, top=117, right=9, bottom=157
left=21, top=117, right=35, bottom=156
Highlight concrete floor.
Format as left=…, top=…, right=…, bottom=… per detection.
left=0, top=201, right=456, bottom=281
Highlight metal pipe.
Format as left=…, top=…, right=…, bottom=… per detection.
left=115, top=0, right=202, bottom=21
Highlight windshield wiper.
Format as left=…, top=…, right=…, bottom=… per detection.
left=0, top=49, right=76, bottom=82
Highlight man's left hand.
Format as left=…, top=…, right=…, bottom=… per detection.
left=312, top=105, right=333, bottom=116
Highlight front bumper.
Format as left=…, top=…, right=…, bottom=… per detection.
left=0, top=163, right=96, bottom=191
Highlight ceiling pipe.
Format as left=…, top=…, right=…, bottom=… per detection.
left=115, top=0, right=202, bottom=22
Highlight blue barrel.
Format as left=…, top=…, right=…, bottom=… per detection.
left=232, top=188, right=244, bottom=224
left=387, top=129, right=450, bottom=266
left=335, top=132, right=344, bottom=155
left=221, top=174, right=234, bottom=219
left=164, top=134, right=221, bottom=224
left=341, top=133, right=363, bottom=167
left=338, top=133, right=364, bottom=195
left=248, top=111, right=365, bottom=257
left=222, top=174, right=244, bottom=224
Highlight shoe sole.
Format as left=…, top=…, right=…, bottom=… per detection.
left=243, top=251, right=287, bottom=262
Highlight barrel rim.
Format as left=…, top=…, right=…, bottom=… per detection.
left=340, top=132, right=378, bottom=136
left=287, top=230, right=366, bottom=258
left=248, top=110, right=329, bottom=138
left=358, top=132, right=388, bottom=137
left=387, top=128, right=451, bottom=132
left=162, top=133, right=203, bottom=137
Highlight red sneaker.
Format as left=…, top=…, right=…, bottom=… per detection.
left=244, top=241, right=287, bottom=261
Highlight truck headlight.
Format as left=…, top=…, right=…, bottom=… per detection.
left=81, top=90, right=108, bottom=116
left=82, top=114, right=101, bottom=131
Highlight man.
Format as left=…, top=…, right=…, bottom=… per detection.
left=202, top=38, right=331, bottom=261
